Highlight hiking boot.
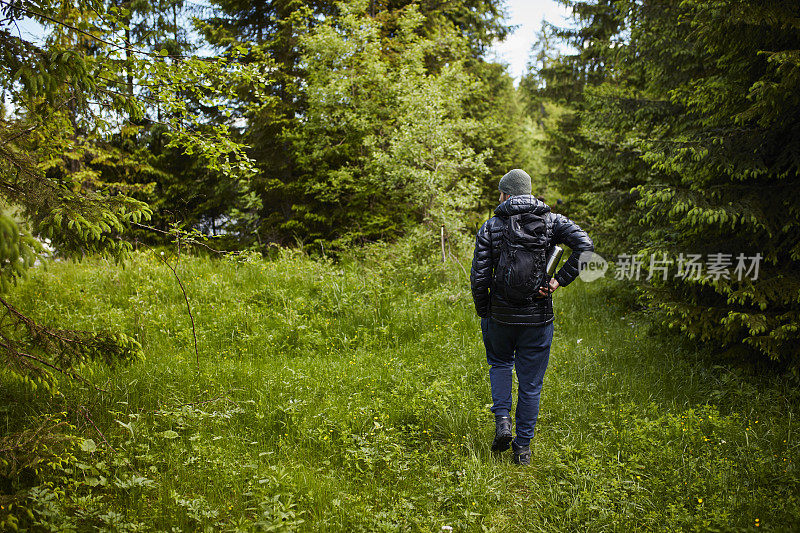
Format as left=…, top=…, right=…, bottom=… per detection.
left=491, top=416, right=512, bottom=452
left=512, top=440, right=531, bottom=466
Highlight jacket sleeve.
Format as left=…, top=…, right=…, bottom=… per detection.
left=470, top=220, right=493, bottom=318
left=550, top=213, right=594, bottom=287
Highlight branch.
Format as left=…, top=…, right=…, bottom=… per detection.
left=132, top=222, right=245, bottom=256
left=0, top=0, right=186, bottom=59
left=0, top=97, right=76, bottom=147
left=155, top=252, right=200, bottom=371
left=0, top=338, right=105, bottom=392
left=77, top=404, right=113, bottom=449
left=448, top=248, right=469, bottom=280
left=0, top=296, right=137, bottom=387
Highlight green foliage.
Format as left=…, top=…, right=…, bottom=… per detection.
left=0, top=294, right=142, bottom=393
left=197, top=0, right=511, bottom=246
left=464, top=61, right=534, bottom=209
left=1, top=0, right=267, bottom=257
left=369, top=0, right=510, bottom=58
left=538, top=0, right=800, bottom=364
left=287, top=1, right=489, bottom=248
left=0, top=0, right=271, bottom=384
left=197, top=0, right=328, bottom=245
left=1, top=249, right=798, bottom=529
left=0, top=212, right=41, bottom=291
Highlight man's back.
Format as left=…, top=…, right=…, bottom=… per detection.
left=471, top=194, right=594, bottom=326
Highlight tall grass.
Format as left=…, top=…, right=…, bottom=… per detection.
left=2, top=241, right=798, bottom=531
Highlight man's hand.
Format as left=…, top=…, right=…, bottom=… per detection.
left=538, top=278, right=560, bottom=297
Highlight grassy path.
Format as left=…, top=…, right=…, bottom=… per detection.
left=3, top=249, right=798, bottom=531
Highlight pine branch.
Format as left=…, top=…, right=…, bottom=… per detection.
left=0, top=296, right=140, bottom=386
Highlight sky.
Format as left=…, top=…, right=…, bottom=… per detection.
left=488, top=0, right=574, bottom=81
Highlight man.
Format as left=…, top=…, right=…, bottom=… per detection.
left=470, top=169, right=594, bottom=465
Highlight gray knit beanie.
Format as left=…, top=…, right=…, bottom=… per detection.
left=498, top=168, right=532, bottom=196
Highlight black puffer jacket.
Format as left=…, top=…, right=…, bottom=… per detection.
left=470, top=195, right=594, bottom=325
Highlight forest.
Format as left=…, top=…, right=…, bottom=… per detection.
left=1, top=0, right=799, bottom=530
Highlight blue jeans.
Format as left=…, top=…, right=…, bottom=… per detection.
left=481, top=316, right=554, bottom=447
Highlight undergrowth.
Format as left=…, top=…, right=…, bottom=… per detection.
left=1, top=231, right=798, bottom=531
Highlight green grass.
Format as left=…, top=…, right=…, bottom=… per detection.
left=2, top=245, right=799, bottom=531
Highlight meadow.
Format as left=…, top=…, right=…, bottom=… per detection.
left=2, top=239, right=799, bottom=531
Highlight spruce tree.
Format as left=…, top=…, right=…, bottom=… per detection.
left=539, top=0, right=800, bottom=364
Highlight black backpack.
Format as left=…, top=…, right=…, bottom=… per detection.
left=494, top=212, right=548, bottom=304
